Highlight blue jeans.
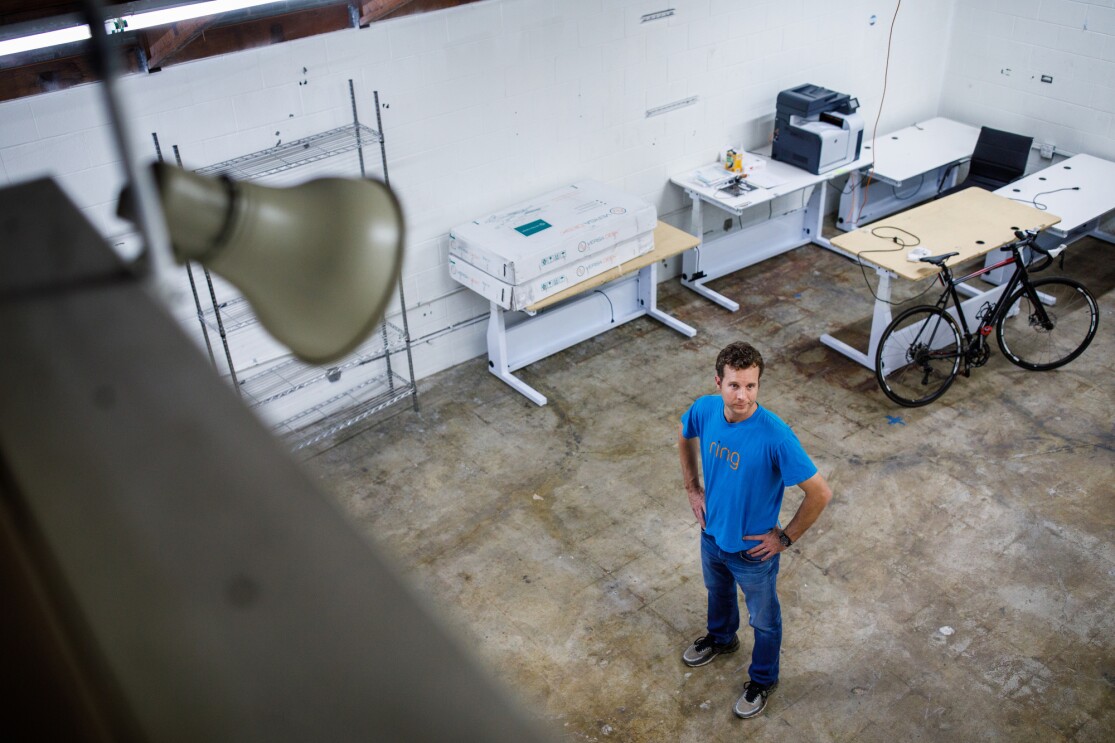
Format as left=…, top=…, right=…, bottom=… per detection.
left=700, top=530, right=782, bottom=686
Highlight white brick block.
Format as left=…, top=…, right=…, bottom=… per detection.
left=645, top=23, right=689, bottom=60
left=1038, top=0, right=1089, bottom=28
left=507, top=55, right=557, bottom=95
left=0, top=99, right=39, bottom=148
left=447, top=0, right=502, bottom=43
left=58, top=162, right=124, bottom=210
left=1, top=132, right=91, bottom=183
left=1087, top=5, right=1115, bottom=36
left=414, top=262, right=460, bottom=305
left=403, top=236, right=446, bottom=277
left=233, top=83, right=304, bottom=131
left=501, top=0, right=559, bottom=32
left=388, top=14, right=449, bottom=59
left=258, top=34, right=329, bottom=88
left=444, top=36, right=508, bottom=79
left=577, top=7, right=625, bottom=48
left=326, top=26, right=391, bottom=67
left=121, top=71, right=195, bottom=118
left=183, top=52, right=265, bottom=104
left=1093, top=84, right=1115, bottom=114
left=30, top=83, right=110, bottom=139
left=989, top=0, right=1040, bottom=19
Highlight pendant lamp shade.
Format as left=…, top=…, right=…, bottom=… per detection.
left=126, top=162, right=405, bottom=365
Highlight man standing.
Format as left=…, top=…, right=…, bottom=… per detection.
left=677, top=341, right=832, bottom=719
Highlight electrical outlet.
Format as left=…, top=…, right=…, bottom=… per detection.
left=1041, top=74, right=1053, bottom=83
left=1040, top=143, right=1055, bottom=160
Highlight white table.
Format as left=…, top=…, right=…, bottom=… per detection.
left=820, top=188, right=1060, bottom=371
left=487, top=221, right=698, bottom=406
left=670, top=149, right=871, bottom=311
left=838, top=117, right=981, bottom=231
left=981, top=153, right=1115, bottom=283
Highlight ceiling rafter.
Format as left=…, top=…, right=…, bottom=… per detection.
left=143, top=16, right=214, bottom=70
left=0, top=0, right=485, bottom=102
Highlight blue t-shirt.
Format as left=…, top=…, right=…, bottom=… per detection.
left=680, top=396, right=817, bottom=553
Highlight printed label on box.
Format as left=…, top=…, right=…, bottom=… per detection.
left=514, top=219, right=552, bottom=237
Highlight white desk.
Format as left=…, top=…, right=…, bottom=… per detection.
left=487, top=221, right=698, bottom=406
left=998, top=153, right=1115, bottom=240
left=981, top=153, right=1115, bottom=283
left=670, top=149, right=870, bottom=311
left=838, top=117, right=981, bottom=231
left=820, top=188, right=1060, bottom=371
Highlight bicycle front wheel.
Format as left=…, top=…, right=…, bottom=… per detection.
left=875, top=306, right=963, bottom=407
left=996, top=277, right=1099, bottom=371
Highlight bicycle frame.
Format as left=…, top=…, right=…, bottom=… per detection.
left=930, top=242, right=1051, bottom=361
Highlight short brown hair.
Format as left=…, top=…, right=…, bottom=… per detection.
left=716, top=342, right=764, bottom=379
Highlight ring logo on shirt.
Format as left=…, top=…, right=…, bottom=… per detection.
left=708, top=440, right=740, bottom=471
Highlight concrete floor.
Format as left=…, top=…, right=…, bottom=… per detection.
left=306, top=234, right=1115, bottom=742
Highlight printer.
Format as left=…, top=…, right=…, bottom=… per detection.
left=771, top=84, right=864, bottom=174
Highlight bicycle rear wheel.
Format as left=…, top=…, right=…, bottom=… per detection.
left=996, top=277, right=1099, bottom=371
left=875, top=306, right=963, bottom=407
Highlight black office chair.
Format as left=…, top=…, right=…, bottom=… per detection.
left=937, top=126, right=1033, bottom=198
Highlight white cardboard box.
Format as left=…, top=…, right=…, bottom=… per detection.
left=448, top=230, right=655, bottom=311
left=449, top=180, right=657, bottom=284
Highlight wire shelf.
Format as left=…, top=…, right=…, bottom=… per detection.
left=195, top=123, right=382, bottom=181
left=236, top=322, right=409, bottom=407
left=283, top=375, right=416, bottom=453
left=199, top=294, right=256, bottom=333
left=172, top=83, right=418, bottom=453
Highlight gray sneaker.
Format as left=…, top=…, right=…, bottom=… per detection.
left=681, top=634, right=740, bottom=667
left=733, top=680, right=777, bottom=718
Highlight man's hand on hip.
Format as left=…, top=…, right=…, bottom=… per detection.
left=743, top=528, right=787, bottom=561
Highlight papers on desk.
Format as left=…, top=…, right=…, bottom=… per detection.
left=742, top=168, right=786, bottom=189
left=692, top=164, right=737, bottom=188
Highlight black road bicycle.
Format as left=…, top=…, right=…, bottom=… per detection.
left=875, top=230, right=1100, bottom=407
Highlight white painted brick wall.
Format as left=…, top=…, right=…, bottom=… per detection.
left=941, top=0, right=1115, bottom=164
left=3, top=0, right=970, bottom=398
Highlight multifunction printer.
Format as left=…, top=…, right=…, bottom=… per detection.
left=771, top=84, right=864, bottom=174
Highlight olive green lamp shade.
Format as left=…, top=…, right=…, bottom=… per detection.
left=135, top=162, right=405, bottom=365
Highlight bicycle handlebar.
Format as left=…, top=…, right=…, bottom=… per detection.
left=1002, top=229, right=1065, bottom=272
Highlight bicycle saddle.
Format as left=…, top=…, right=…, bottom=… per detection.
left=920, top=252, right=958, bottom=265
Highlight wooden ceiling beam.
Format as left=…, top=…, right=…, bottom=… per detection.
left=145, top=5, right=354, bottom=68
left=143, top=17, right=215, bottom=71
left=0, top=0, right=486, bottom=101
left=0, top=49, right=142, bottom=102
left=358, top=0, right=480, bottom=26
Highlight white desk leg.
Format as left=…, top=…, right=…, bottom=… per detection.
left=838, top=170, right=864, bottom=231
left=819, top=268, right=895, bottom=371
left=680, top=277, right=740, bottom=312
left=639, top=263, right=696, bottom=337
left=809, top=180, right=844, bottom=254
left=486, top=303, right=548, bottom=406
left=679, top=189, right=742, bottom=312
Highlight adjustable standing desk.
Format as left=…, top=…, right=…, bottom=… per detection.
left=982, top=153, right=1115, bottom=283
left=670, top=149, right=870, bottom=311
left=486, top=221, right=698, bottom=406
left=838, top=117, right=981, bottom=231
left=820, top=188, right=1060, bottom=370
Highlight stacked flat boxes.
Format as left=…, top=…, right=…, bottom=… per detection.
left=448, top=180, right=658, bottom=311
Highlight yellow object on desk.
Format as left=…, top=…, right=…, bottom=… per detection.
left=830, top=188, right=1061, bottom=281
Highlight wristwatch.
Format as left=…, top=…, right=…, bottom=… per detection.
left=778, top=530, right=793, bottom=548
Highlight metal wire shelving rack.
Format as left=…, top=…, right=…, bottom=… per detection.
left=165, top=80, right=418, bottom=454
